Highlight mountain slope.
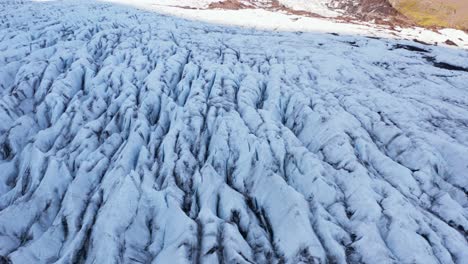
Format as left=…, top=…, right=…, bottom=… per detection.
left=390, top=0, right=468, bottom=30
left=0, top=1, right=467, bottom=263
left=145, top=0, right=467, bottom=29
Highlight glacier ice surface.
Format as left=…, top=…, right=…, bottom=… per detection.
left=0, top=0, right=467, bottom=263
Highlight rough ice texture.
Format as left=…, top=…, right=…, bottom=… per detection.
left=0, top=1, right=467, bottom=264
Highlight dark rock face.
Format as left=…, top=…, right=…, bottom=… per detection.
left=328, top=0, right=411, bottom=24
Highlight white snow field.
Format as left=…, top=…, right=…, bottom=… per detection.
left=0, top=0, right=468, bottom=263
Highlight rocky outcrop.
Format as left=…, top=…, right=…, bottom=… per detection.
left=329, top=0, right=411, bottom=24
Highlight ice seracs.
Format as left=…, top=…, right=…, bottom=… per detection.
left=0, top=0, right=467, bottom=263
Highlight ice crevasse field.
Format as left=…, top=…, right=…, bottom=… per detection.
left=0, top=0, right=467, bottom=263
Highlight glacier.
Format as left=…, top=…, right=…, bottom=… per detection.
left=0, top=0, right=467, bottom=263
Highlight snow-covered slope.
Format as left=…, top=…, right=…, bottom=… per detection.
left=105, top=0, right=468, bottom=48
left=0, top=0, right=468, bottom=263
left=123, top=0, right=338, bottom=17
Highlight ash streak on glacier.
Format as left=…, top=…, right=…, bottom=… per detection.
left=0, top=1, right=467, bottom=264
